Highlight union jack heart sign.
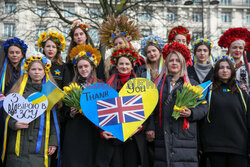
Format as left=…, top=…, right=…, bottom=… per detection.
left=80, top=78, right=159, bottom=142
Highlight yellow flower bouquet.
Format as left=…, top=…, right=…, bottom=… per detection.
left=62, top=83, right=83, bottom=111
left=172, top=82, right=206, bottom=120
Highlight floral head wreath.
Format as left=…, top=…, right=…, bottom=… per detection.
left=111, top=46, right=138, bottom=65
left=99, top=15, right=142, bottom=49
left=140, top=35, right=165, bottom=56
left=69, top=44, right=101, bottom=67
left=3, top=37, right=28, bottom=54
left=192, top=38, right=213, bottom=50
left=22, top=51, right=51, bottom=73
left=168, top=26, right=191, bottom=45
left=218, top=27, right=250, bottom=53
left=70, top=20, right=90, bottom=33
left=214, top=55, right=235, bottom=65
left=37, top=30, right=66, bottom=52
left=163, top=41, right=193, bottom=66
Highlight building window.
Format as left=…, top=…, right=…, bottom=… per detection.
left=246, top=0, right=250, bottom=6
left=88, top=28, right=99, bottom=43
left=5, top=2, right=16, bottom=14
left=63, top=27, right=70, bottom=40
left=89, top=8, right=101, bottom=18
left=247, top=13, right=250, bottom=23
left=4, top=23, right=15, bottom=37
left=35, top=45, right=43, bottom=52
left=193, top=0, right=202, bottom=5
left=192, top=32, right=202, bottom=41
left=220, top=0, right=231, bottom=5
left=221, top=12, right=231, bottom=22
left=192, top=12, right=202, bottom=22
left=167, top=11, right=177, bottom=22
left=141, top=29, right=152, bottom=37
left=140, top=11, right=152, bottom=21
left=36, top=25, right=46, bottom=38
left=64, top=6, right=75, bottom=17
left=37, top=4, right=48, bottom=16
left=165, top=0, right=177, bottom=5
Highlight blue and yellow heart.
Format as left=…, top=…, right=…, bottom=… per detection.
left=80, top=78, right=159, bottom=142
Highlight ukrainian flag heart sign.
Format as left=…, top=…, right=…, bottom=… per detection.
left=80, top=78, right=159, bottom=142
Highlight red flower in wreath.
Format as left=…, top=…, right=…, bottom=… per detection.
left=163, top=42, right=193, bottom=66
left=111, top=46, right=138, bottom=65
left=218, top=27, right=250, bottom=53
left=168, top=26, right=191, bottom=45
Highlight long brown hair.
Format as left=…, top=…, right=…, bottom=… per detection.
left=145, top=43, right=163, bottom=80
left=42, top=38, right=63, bottom=65
left=212, top=58, right=238, bottom=92
left=72, top=57, right=98, bottom=84
left=0, top=44, right=25, bottom=88
left=66, top=26, right=92, bottom=63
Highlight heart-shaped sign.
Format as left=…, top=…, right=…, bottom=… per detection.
left=3, top=92, right=48, bottom=123
left=80, top=78, right=158, bottom=142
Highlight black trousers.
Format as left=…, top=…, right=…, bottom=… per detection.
left=96, top=137, right=140, bottom=167
left=203, top=152, right=247, bottom=167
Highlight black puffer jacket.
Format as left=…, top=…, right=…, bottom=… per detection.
left=153, top=75, right=208, bottom=167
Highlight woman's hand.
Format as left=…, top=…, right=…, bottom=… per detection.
left=146, top=130, right=155, bottom=142
left=179, top=107, right=191, bottom=117
left=14, top=122, right=29, bottom=130
left=48, top=146, right=57, bottom=156
left=102, top=131, right=116, bottom=140
left=70, top=107, right=79, bottom=117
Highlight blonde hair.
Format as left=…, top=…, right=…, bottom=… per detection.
left=165, top=51, right=186, bottom=77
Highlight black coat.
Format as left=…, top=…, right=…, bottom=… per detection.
left=187, top=66, right=213, bottom=84
left=153, top=75, right=208, bottom=167
left=50, top=63, right=71, bottom=89
left=200, top=83, right=250, bottom=155
left=61, top=82, right=99, bottom=167
left=95, top=72, right=149, bottom=167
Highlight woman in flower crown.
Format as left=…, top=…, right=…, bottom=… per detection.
left=200, top=56, right=250, bottom=167
left=218, top=27, right=250, bottom=94
left=152, top=42, right=207, bottom=167
left=136, top=35, right=165, bottom=81
left=38, top=30, right=71, bottom=89
left=99, top=15, right=143, bottom=80
left=3, top=51, right=59, bottom=167
left=95, top=46, right=149, bottom=167
left=65, top=21, right=105, bottom=82
left=135, top=35, right=165, bottom=166
left=168, top=26, right=191, bottom=46
left=0, top=38, right=28, bottom=166
left=188, top=38, right=214, bottom=84
left=61, top=44, right=102, bottom=167
left=0, top=37, right=28, bottom=95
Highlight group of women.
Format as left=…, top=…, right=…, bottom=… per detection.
left=0, top=14, right=250, bottom=167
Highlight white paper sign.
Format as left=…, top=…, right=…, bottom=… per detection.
left=3, top=93, right=48, bottom=123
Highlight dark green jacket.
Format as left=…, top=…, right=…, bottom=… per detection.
left=6, top=81, right=58, bottom=167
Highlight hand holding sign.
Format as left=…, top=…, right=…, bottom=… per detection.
left=80, top=78, right=159, bottom=142
left=3, top=92, right=48, bottom=123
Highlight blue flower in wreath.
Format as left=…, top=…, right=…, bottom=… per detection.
left=214, top=55, right=235, bottom=65
left=140, top=35, right=165, bottom=56
left=3, top=37, right=28, bottom=53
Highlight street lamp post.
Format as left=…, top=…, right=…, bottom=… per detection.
left=184, top=0, right=219, bottom=37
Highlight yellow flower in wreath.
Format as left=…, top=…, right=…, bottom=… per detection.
left=40, top=32, right=47, bottom=41
left=49, top=30, right=59, bottom=38
left=58, top=34, right=65, bottom=44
